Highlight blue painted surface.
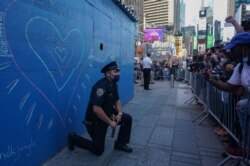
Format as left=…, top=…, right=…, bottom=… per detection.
left=0, top=0, right=135, bottom=165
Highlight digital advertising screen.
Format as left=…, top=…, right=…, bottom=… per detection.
left=144, top=28, right=164, bottom=42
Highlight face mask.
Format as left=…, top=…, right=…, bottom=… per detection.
left=112, top=75, right=120, bottom=82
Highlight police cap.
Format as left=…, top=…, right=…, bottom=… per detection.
left=101, top=61, right=120, bottom=73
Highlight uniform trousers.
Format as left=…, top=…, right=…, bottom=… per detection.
left=74, top=113, right=132, bottom=155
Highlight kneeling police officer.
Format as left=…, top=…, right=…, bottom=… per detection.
left=68, top=61, right=133, bottom=155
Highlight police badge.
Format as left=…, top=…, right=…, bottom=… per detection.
left=96, top=88, right=104, bottom=97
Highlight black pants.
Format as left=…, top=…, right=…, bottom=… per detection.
left=74, top=113, right=132, bottom=156
left=143, top=68, right=151, bottom=89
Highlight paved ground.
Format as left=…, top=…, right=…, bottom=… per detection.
left=42, top=80, right=229, bottom=166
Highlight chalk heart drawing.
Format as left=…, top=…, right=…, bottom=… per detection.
left=55, top=46, right=67, bottom=63
left=6, top=16, right=86, bottom=126
left=26, top=17, right=85, bottom=92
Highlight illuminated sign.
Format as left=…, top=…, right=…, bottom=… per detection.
left=206, top=35, right=214, bottom=48
left=144, top=28, right=164, bottom=42
left=175, top=36, right=183, bottom=57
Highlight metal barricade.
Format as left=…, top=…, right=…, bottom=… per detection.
left=176, top=68, right=185, bottom=81
left=183, top=71, right=250, bottom=165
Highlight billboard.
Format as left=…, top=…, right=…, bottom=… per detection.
left=193, top=36, right=198, bottom=50
left=199, top=17, right=207, bottom=31
left=175, top=36, right=183, bottom=57
left=144, top=28, right=164, bottom=42
left=206, top=35, right=214, bottom=48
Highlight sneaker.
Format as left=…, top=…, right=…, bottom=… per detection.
left=225, top=147, right=244, bottom=157
left=114, top=141, right=133, bottom=153
left=68, top=132, right=76, bottom=151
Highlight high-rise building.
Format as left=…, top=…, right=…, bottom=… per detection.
left=228, top=0, right=235, bottom=16
left=204, top=0, right=214, bottom=8
left=144, top=0, right=174, bottom=28
left=214, top=20, right=221, bottom=42
left=180, top=0, right=186, bottom=29
left=174, top=0, right=181, bottom=32
left=235, top=0, right=250, bottom=13
left=123, top=0, right=144, bottom=42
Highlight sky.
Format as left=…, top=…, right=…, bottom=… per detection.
left=184, top=0, right=228, bottom=27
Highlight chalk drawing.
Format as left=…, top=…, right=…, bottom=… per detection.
left=0, top=61, right=10, bottom=70
left=77, top=94, right=81, bottom=103
left=81, top=83, right=86, bottom=91
left=88, top=63, right=93, bottom=68
left=19, top=93, right=31, bottom=111
left=73, top=105, right=78, bottom=115
left=25, top=103, right=37, bottom=125
left=45, top=36, right=73, bottom=77
left=25, top=16, right=85, bottom=92
left=54, top=46, right=67, bottom=63
left=84, top=74, right=90, bottom=83
left=0, top=12, right=11, bottom=57
left=37, top=114, right=43, bottom=129
left=0, top=138, right=36, bottom=161
left=6, top=79, right=19, bottom=95
left=47, top=119, right=53, bottom=130
left=67, top=118, right=72, bottom=124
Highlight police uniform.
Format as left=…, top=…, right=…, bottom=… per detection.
left=68, top=61, right=133, bottom=155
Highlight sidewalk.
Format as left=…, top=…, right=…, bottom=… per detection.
left=43, top=80, right=228, bottom=166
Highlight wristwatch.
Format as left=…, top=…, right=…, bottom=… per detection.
left=118, top=112, right=123, bottom=116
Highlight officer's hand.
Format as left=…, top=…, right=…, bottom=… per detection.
left=109, top=121, right=117, bottom=129
left=115, top=115, right=122, bottom=124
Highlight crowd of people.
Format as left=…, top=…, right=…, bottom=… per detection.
left=185, top=15, right=250, bottom=159
left=134, top=55, right=182, bottom=88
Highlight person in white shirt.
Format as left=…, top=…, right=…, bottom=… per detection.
left=142, top=53, right=153, bottom=90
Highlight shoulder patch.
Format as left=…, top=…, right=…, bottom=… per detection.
left=96, top=88, right=105, bottom=97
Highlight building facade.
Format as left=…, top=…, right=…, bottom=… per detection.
left=174, top=0, right=181, bottom=32
left=235, top=0, right=250, bottom=13
left=180, top=0, right=186, bottom=29
left=228, top=0, right=235, bottom=16
left=214, top=20, right=221, bottom=42
left=123, top=0, right=144, bottom=42
left=144, top=0, right=174, bottom=28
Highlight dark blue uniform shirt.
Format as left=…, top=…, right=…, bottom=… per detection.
left=85, top=77, right=119, bottom=122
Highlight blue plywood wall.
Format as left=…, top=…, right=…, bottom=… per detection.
left=0, top=0, right=136, bottom=165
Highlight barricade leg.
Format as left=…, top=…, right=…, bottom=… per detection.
left=184, top=95, right=196, bottom=104
left=192, top=106, right=210, bottom=125
left=217, top=156, right=241, bottom=166
left=197, top=112, right=210, bottom=125
left=188, top=96, right=198, bottom=105
left=184, top=86, right=192, bottom=94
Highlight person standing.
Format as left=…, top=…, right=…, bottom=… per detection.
left=142, top=53, right=153, bottom=90
left=68, top=61, right=133, bottom=155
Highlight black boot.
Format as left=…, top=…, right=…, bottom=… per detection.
left=114, top=141, right=133, bottom=153
left=68, top=132, right=76, bottom=151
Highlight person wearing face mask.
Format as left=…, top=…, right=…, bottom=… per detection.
left=67, top=61, right=133, bottom=155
